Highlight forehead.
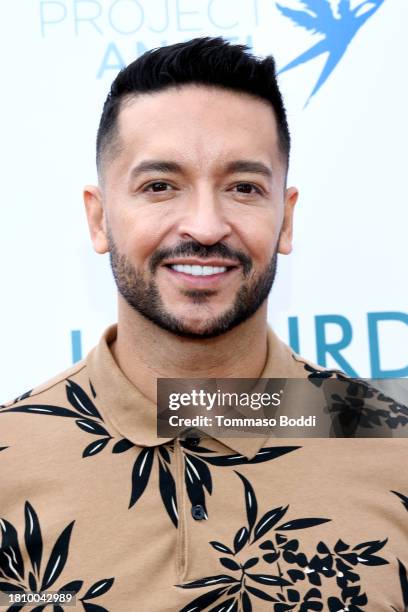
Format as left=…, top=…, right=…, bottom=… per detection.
left=111, top=85, right=282, bottom=178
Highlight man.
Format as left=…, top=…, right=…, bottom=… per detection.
left=1, top=37, right=407, bottom=612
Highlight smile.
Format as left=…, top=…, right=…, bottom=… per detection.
left=170, top=264, right=228, bottom=276
left=163, top=263, right=238, bottom=288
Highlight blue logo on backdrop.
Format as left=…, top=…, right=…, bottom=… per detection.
left=277, top=0, right=385, bottom=106
left=39, top=0, right=385, bottom=104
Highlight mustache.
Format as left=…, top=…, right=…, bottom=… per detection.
left=149, top=241, right=253, bottom=275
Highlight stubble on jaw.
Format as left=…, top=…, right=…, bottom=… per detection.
left=107, top=230, right=278, bottom=339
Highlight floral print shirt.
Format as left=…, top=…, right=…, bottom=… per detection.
left=1, top=324, right=407, bottom=612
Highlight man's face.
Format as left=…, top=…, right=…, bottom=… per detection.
left=85, top=85, right=297, bottom=338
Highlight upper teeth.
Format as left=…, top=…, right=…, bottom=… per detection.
left=170, top=264, right=228, bottom=276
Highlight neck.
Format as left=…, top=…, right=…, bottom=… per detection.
left=110, top=299, right=269, bottom=404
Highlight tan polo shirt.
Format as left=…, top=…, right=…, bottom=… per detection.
left=1, top=325, right=407, bottom=611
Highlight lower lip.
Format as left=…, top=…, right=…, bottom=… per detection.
left=163, top=266, right=238, bottom=288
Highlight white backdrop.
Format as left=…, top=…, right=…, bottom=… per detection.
left=1, top=0, right=407, bottom=401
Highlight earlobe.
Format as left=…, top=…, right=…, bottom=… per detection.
left=278, top=186, right=298, bottom=255
left=83, top=185, right=109, bottom=254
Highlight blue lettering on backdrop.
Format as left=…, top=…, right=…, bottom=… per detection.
left=149, top=0, right=170, bottom=33
left=73, top=0, right=103, bottom=35
left=368, top=312, right=408, bottom=378
left=96, top=36, right=252, bottom=78
left=39, top=0, right=384, bottom=102
left=70, top=313, right=408, bottom=377
left=40, top=1, right=68, bottom=36
left=71, top=330, right=83, bottom=363
left=315, top=314, right=358, bottom=376
left=108, top=0, right=145, bottom=35
left=207, top=0, right=239, bottom=29
left=288, top=316, right=300, bottom=354
left=175, top=0, right=202, bottom=32
left=97, top=42, right=126, bottom=77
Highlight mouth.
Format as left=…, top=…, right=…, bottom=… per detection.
left=162, top=262, right=239, bottom=288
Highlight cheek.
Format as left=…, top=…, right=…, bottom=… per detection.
left=237, top=211, right=281, bottom=263
left=109, top=204, right=171, bottom=264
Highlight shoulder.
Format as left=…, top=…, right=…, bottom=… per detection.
left=0, top=358, right=107, bottom=465
left=0, top=359, right=88, bottom=409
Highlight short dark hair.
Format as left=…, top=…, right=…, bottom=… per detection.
left=96, top=36, right=290, bottom=175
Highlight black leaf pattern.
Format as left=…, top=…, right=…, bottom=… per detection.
left=15, top=389, right=33, bottom=402
left=1, top=405, right=81, bottom=418
left=82, top=438, right=111, bottom=458
left=200, top=446, right=300, bottom=466
left=209, top=597, right=237, bottom=612
left=276, top=518, right=331, bottom=531
left=158, top=459, right=178, bottom=527
left=187, top=455, right=213, bottom=494
left=66, top=380, right=102, bottom=420
left=40, top=521, right=75, bottom=590
left=129, top=448, right=155, bottom=509
left=219, top=558, right=240, bottom=571
left=185, top=456, right=208, bottom=514
left=246, top=573, right=292, bottom=587
left=397, top=558, right=408, bottom=607
left=242, top=590, right=252, bottom=611
left=234, top=472, right=257, bottom=536
left=210, top=542, right=234, bottom=555
left=89, top=380, right=97, bottom=399
left=253, top=506, right=289, bottom=543
left=81, top=577, right=115, bottom=600
left=0, top=520, right=25, bottom=580
left=82, top=604, right=109, bottom=612
left=0, top=583, right=25, bottom=593
left=159, top=445, right=171, bottom=463
left=28, top=571, right=37, bottom=591
left=233, top=527, right=249, bottom=554
left=245, top=584, right=275, bottom=601
left=24, top=502, right=42, bottom=578
left=58, top=579, right=83, bottom=594
left=391, top=490, right=408, bottom=512
left=243, top=558, right=259, bottom=570
left=111, top=438, right=135, bottom=453
left=1, top=503, right=113, bottom=610
left=6, top=604, right=25, bottom=612
left=75, top=419, right=110, bottom=437
left=177, top=469, right=398, bottom=612
left=179, top=586, right=227, bottom=612
left=178, top=575, right=239, bottom=588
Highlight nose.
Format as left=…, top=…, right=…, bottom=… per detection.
left=177, top=186, right=232, bottom=245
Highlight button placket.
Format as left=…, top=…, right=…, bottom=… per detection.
left=174, top=437, right=188, bottom=582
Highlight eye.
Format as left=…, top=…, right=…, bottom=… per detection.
left=233, top=182, right=262, bottom=195
left=143, top=181, right=173, bottom=192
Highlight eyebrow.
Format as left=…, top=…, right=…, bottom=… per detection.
left=129, top=159, right=273, bottom=180
left=224, top=160, right=273, bottom=178
left=129, top=160, right=182, bottom=180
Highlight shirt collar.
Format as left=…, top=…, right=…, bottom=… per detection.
left=86, top=324, right=303, bottom=459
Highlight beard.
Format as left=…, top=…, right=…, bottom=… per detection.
left=108, top=232, right=278, bottom=339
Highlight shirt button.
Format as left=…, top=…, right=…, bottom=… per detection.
left=188, top=437, right=200, bottom=447
left=191, top=504, right=206, bottom=520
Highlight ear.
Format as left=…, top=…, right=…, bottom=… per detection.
left=83, top=185, right=109, bottom=254
left=278, top=186, right=298, bottom=255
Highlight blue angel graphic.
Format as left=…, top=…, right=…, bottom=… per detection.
left=277, top=0, right=385, bottom=105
